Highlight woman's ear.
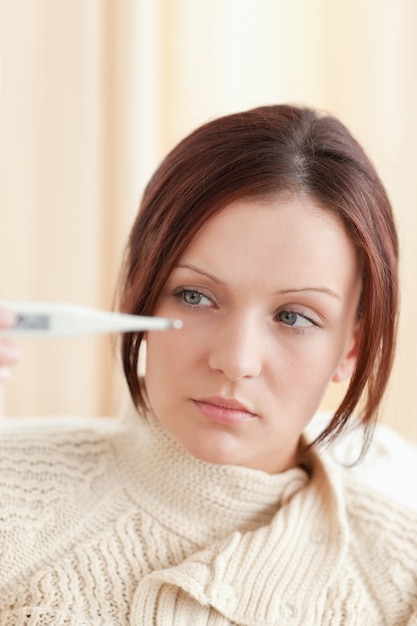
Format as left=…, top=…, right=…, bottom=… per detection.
left=332, top=326, right=360, bottom=383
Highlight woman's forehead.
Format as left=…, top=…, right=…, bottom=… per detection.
left=176, top=196, right=361, bottom=296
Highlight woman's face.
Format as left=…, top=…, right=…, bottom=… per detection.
left=145, top=196, right=362, bottom=473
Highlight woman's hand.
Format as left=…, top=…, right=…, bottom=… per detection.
left=0, top=308, right=21, bottom=382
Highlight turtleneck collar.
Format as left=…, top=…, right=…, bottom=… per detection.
left=111, top=410, right=309, bottom=546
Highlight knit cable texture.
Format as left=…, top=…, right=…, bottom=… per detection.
left=0, top=414, right=416, bottom=625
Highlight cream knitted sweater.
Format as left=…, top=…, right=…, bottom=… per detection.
left=0, top=413, right=416, bottom=625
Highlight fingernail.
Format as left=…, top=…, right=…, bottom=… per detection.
left=0, top=308, right=15, bottom=326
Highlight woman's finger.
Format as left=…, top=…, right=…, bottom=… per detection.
left=0, top=307, right=15, bottom=329
left=0, top=340, right=21, bottom=365
left=0, top=309, right=21, bottom=377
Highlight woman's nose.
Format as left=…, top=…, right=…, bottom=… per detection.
left=208, top=314, right=264, bottom=381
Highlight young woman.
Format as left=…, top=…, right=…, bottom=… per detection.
left=0, top=105, right=416, bottom=625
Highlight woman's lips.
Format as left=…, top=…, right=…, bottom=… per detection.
left=193, top=397, right=258, bottom=425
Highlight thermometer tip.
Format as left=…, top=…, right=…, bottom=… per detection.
left=172, top=319, right=183, bottom=329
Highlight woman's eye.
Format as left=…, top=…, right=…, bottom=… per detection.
left=277, top=310, right=314, bottom=328
left=175, top=289, right=213, bottom=307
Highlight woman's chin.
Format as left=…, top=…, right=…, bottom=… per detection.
left=178, top=431, right=245, bottom=467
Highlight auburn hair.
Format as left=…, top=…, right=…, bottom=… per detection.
left=119, top=105, right=399, bottom=452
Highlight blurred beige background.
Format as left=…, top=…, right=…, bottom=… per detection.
left=0, top=0, right=416, bottom=443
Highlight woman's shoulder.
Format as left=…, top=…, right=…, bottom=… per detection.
left=0, top=418, right=123, bottom=531
left=341, top=467, right=417, bottom=535
left=314, top=432, right=417, bottom=624
left=0, top=417, right=115, bottom=464
left=324, top=421, right=417, bottom=540
left=340, top=468, right=417, bottom=612
left=310, top=414, right=417, bottom=510
left=0, top=417, right=132, bottom=595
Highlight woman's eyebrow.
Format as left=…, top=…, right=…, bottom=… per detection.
left=175, top=264, right=341, bottom=299
left=276, top=287, right=341, bottom=300
left=174, top=263, right=225, bottom=285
